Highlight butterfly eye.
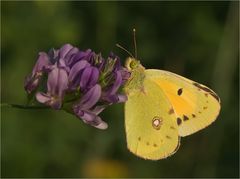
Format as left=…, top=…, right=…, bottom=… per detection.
left=125, top=58, right=132, bottom=70
left=130, top=60, right=138, bottom=69
left=125, top=58, right=140, bottom=70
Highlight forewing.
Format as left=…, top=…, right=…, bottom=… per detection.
left=146, top=69, right=221, bottom=137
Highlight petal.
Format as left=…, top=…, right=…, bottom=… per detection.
left=85, top=51, right=96, bottom=64
left=88, top=67, right=99, bottom=87
left=63, top=47, right=79, bottom=67
left=59, top=44, right=73, bottom=58
left=74, top=49, right=92, bottom=60
left=74, top=109, right=108, bottom=130
left=65, top=47, right=79, bottom=60
left=95, top=121, right=108, bottom=130
left=104, top=95, right=118, bottom=103
left=79, top=67, right=92, bottom=89
left=91, top=105, right=107, bottom=115
left=102, top=93, right=127, bottom=104
left=24, top=73, right=42, bottom=94
left=57, top=58, right=70, bottom=73
left=117, top=94, right=128, bottom=103
left=56, top=68, right=69, bottom=97
left=47, top=67, right=59, bottom=95
left=69, top=60, right=90, bottom=82
left=78, top=84, right=101, bottom=110
left=32, top=52, right=50, bottom=74
left=47, top=67, right=68, bottom=97
left=105, top=71, right=122, bottom=96
left=70, top=49, right=92, bottom=66
left=80, top=67, right=99, bottom=89
left=58, top=58, right=66, bottom=67
left=36, top=92, right=51, bottom=103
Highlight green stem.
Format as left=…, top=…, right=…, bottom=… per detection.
left=1, top=103, right=50, bottom=109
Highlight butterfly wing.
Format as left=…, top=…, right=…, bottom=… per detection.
left=125, top=75, right=180, bottom=160
left=145, top=69, right=221, bottom=137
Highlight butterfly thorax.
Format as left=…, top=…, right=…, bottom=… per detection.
left=124, top=58, right=145, bottom=95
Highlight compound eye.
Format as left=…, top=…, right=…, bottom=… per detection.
left=125, top=58, right=139, bottom=70
left=125, top=58, right=132, bottom=70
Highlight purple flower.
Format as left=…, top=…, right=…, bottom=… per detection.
left=73, top=84, right=108, bottom=129
left=36, top=66, right=68, bottom=109
left=24, top=44, right=130, bottom=129
left=66, top=49, right=95, bottom=67
left=68, top=60, right=90, bottom=90
left=102, top=71, right=123, bottom=103
left=24, top=52, right=50, bottom=93
left=99, top=53, right=129, bottom=104
left=80, top=66, right=99, bottom=91
left=48, top=44, right=79, bottom=72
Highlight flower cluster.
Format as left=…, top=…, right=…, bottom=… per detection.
left=24, top=44, right=130, bottom=129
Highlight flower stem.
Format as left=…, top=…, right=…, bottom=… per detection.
left=1, top=103, right=50, bottom=109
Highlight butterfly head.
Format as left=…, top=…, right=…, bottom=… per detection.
left=125, top=57, right=145, bottom=71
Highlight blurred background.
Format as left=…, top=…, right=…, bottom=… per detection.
left=1, top=1, right=239, bottom=178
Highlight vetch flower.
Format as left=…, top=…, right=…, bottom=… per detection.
left=68, top=60, right=91, bottom=90
left=24, top=44, right=130, bottom=129
left=80, top=66, right=99, bottom=91
left=65, top=49, right=95, bottom=68
left=36, top=66, right=68, bottom=109
left=73, top=84, right=108, bottom=129
left=99, top=53, right=130, bottom=104
left=24, top=52, right=50, bottom=93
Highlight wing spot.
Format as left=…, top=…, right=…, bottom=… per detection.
left=183, top=115, right=189, bottom=121
left=153, top=143, right=158, bottom=147
left=177, top=88, right=183, bottom=96
left=170, top=126, right=176, bottom=130
left=203, top=106, right=208, bottom=110
left=168, top=108, right=174, bottom=115
left=205, top=93, right=208, bottom=97
left=177, top=117, right=182, bottom=126
left=138, top=137, right=141, bottom=141
left=192, top=114, right=196, bottom=118
left=146, top=142, right=150, bottom=146
left=206, top=100, right=209, bottom=103
left=166, top=135, right=171, bottom=139
left=198, top=111, right=202, bottom=114
left=152, top=116, right=163, bottom=130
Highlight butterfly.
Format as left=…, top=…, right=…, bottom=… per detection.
left=116, top=29, right=221, bottom=160
left=123, top=57, right=221, bottom=160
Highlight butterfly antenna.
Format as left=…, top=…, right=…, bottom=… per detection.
left=133, top=28, right=137, bottom=59
left=116, top=43, right=134, bottom=58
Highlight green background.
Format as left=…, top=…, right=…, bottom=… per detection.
left=1, top=1, right=239, bottom=178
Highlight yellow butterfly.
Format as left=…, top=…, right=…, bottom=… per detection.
left=119, top=30, right=221, bottom=160
left=124, top=57, right=221, bottom=160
